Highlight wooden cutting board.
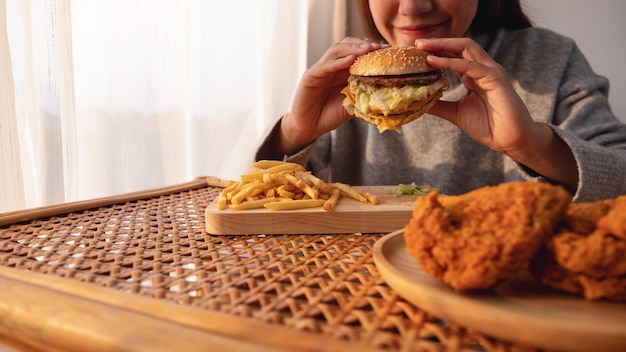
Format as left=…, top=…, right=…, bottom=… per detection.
left=373, top=230, right=626, bottom=352
left=205, top=186, right=417, bottom=235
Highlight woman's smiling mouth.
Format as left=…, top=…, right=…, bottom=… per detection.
left=396, top=22, right=447, bottom=38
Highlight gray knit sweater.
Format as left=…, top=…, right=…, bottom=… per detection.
left=256, top=28, right=626, bottom=201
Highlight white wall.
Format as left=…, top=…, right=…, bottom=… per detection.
left=522, top=0, right=626, bottom=122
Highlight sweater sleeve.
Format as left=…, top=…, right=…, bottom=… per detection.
left=254, top=116, right=318, bottom=168
left=515, top=123, right=626, bottom=201
left=554, top=42, right=626, bottom=200
left=512, top=31, right=626, bottom=201
left=555, top=127, right=626, bottom=201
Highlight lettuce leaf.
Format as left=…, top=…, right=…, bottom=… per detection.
left=389, top=182, right=438, bottom=197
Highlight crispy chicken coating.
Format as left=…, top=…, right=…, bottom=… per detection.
left=530, top=196, right=626, bottom=301
left=404, top=182, right=571, bottom=291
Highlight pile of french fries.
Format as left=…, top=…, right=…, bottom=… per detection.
left=217, top=160, right=378, bottom=211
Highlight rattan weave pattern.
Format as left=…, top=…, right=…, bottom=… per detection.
left=0, top=185, right=528, bottom=351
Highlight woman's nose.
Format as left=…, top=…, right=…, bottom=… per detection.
left=399, top=0, right=434, bottom=16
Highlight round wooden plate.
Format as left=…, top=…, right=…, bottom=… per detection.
left=373, top=229, right=626, bottom=352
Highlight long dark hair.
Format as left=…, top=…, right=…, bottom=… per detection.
left=355, top=0, right=532, bottom=42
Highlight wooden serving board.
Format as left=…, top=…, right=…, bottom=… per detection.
left=205, top=186, right=416, bottom=235
left=373, top=230, right=626, bottom=352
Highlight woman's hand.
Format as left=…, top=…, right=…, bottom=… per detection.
left=278, top=38, right=389, bottom=155
left=416, top=38, right=578, bottom=191
left=416, top=37, right=538, bottom=156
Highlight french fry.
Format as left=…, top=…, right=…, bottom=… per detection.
left=229, top=197, right=277, bottom=210
left=264, top=199, right=325, bottom=211
left=260, top=162, right=304, bottom=175
left=302, top=173, right=332, bottom=194
left=277, top=187, right=296, bottom=198
left=240, top=172, right=264, bottom=183
left=223, top=182, right=242, bottom=200
left=323, top=188, right=341, bottom=211
left=252, top=160, right=289, bottom=170
left=358, top=189, right=379, bottom=205
left=231, top=181, right=274, bottom=204
left=271, top=173, right=290, bottom=186
left=221, top=181, right=239, bottom=194
left=217, top=192, right=228, bottom=210
left=284, top=173, right=319, bottom=199
left=301, top=183, right=319, bottom=199
left=332, top=182, right=367, bottom=203
left=216, top=160, right=378, bottom=212
left=249, top=188, right=265, bottom=198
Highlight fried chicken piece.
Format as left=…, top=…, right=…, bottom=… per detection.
left=597, top=196, right=626, bottom=240
left=530, top=250, right=626, bottom=301
left=404, top=181, right=572, bottom=291
left=578, top=275, right=626, bottom=301
left=560, top=199, right=612, bottom=234
left=530, top=196, right=626, bottom=301
left=549, top=231, right=626, bottom=278
left=529, top=249, right=583, bottom=294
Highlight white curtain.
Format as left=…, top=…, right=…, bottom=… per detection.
left=1, top=0, right=346, bottom=212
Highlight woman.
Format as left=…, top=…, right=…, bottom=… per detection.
left=256, top=0, right=626, bottom=201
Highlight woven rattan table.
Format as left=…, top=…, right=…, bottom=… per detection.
left=0, top=178, right=536, bottom=352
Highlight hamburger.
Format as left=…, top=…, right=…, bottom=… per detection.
left=341, top=46, right=449, bottom=133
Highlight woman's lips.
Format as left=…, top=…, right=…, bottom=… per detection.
left=397, top=24, right=442, bottom=37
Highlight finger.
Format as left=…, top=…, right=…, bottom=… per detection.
left=332, top=36, right=390, bottom=59
left=340, top=36, right=388, bottom=45
left=339, top=36, right=370, bottom=44
left=326, top=42, right=388, bottom=61
left=426, top=55, right=475, bottom=75
left=427, top=55, right=505, bottom=92
left=426, top=100, right=458, bottom=124
left=416, top=38, right=495, bottom=66
left=305, top=44, right=366, bottom=82
left=312, top=41, right=388, bottom=78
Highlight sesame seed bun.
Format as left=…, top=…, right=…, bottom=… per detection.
left=349, top=46, right=435, bottom=76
